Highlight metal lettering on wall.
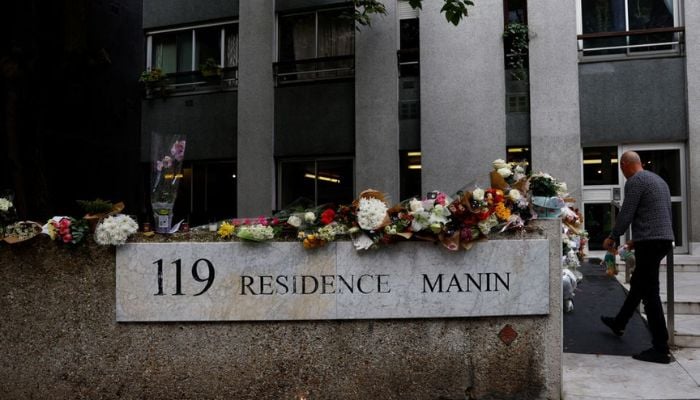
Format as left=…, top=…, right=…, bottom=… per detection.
left=116, top=240, right=550, bottom=321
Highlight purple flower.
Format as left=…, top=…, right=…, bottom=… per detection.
left=170, top=140, right=186, bottom=161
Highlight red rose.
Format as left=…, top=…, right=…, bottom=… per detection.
left=320, top=209, right=336, bottom=225
left=62, top=234, right=73, bottom=243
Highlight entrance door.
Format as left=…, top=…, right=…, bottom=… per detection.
left=621, top=143, right=687, bottom=253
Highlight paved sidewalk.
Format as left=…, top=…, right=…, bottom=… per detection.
left=563, top=349, right=700, bottom=399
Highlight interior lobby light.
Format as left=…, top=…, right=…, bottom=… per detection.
left=507, top=148, right=524, bottom=153
left=407, top=151, right=421, bottom=157
left=304, top=173, right=341, bottom=184
left=583, top=159, right=602, bottom=165
left=408, top=165, right=422, bottom=170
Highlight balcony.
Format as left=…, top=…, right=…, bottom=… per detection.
left=143, top=67, right=238, bottom=98
left=273, top=55, right=354, bottom=86
left=577, top=27, right=685, bottom=61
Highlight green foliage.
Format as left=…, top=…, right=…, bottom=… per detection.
left=77, top=198, right=114, bottom=215
left=138, top=68, right=163, bottom=83
left=441, top=0, right=474, bottom=26
left=503, top=22, right=529, bottom=81
left=198, top=58, right=221, bottom=76
left=529, top=176, right=559, bottom=197
left=352, top=0, right=474, bottom=28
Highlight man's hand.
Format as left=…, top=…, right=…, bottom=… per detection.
left=603, top=237, right=616, bottom=251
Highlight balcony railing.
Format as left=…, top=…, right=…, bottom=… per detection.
left=144, top=67, right=238, bottom=98
left=273, top=55, right=354, bottom=85
left=577, top=27, right=685, bottom=59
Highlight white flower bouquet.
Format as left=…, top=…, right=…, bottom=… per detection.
left=95, top=215, right=139, bottom=246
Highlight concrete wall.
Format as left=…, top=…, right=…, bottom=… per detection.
left=0, top=220, right=561, bottom=399
left=579, top=58, right=687, bottom=146
left=686, top=2, right=700, bottom=253
left=140, top=92, right=237, bottom=162
left=529, top=0, right=582, bottom=203
left=420, top=1, right=507, bottom=194
left=355, top=1, right=400, bottom=202
left=237, top=0, right=275, bottom=217
left=275, top=81, right=355, bottom=157
left=143, top=0, right=239, bottom=29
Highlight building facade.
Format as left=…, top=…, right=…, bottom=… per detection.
left=140, top=0, right=699, bottom=255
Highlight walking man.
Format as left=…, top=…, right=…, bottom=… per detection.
left=600, top=151, right=674, bottom=364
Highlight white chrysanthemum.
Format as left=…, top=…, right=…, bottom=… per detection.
left=287, top=215, right=302, bottom=227
left=357, top=197, right=388, bottom=231
left=95, top=214, right=138, bottom=246
left=514, top=165, right=525, bottom=174
left=304, top=212, right=316, bottom=223
left=497, top=167, right=513, bottom=178
left=508, top=189, right=521, bottom=202
left=0, top=198, right=12, bottom=212
left=472, top=188, right=485, bottom=201
left=557, top=182, right=568, bottom=195
left=493, top=159, right=509, bottom=170
left=409, top=198, right=423, bottom=213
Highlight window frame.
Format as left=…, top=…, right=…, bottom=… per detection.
left=145, top=20, right=239, bottom=73
left=277, top=156, right=355, bottom=209
left=275, top=7, right=354, bottom=63
left=575, top=0, right=684, bottom=60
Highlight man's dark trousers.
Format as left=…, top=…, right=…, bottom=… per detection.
left=614, top=240, right=673, bottom=352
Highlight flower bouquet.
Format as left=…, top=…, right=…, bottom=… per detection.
left=0, top=192, right=17, bottom=238
left=44, top=217, right=89, bottom=245
left=2, top=221, right=42, bottom=244
left=529, top=172, right=568, bottom=219
left=77, top=198, right=125, bottom=232
left=150, top=134, right=186, bottom=233
left=94, top=214, right=139, bottom=246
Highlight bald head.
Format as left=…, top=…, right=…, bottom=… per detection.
left=620, top=151, right=643, bottom=178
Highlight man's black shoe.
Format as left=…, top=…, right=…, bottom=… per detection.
left=632, top=348, right=672, bottom=364
left=600, top=316, right=624, bottom=336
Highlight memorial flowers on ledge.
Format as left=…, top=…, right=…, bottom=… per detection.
left=529, top=172, right=567, bottom=219
left=151, top=135, right=186, bottom=233
left=94, top=214, right=138, bottom=246
left=44, top=217, right=89, bottom=245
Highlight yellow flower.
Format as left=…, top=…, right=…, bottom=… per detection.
left=494, top=202, right=511, bottom=221
left=217, top=222, right=235, bottom=239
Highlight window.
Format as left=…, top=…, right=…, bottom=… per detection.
left=146, top=22, right=238, bottom=89
left=400, top=151, right=422, bottom=200
left=582, top=146, right=618, bottom=186
left=278, top=158, right=354, bottom=209
left=578, top=0, right=681, bottom=56
left=275, top=9, right=354, bottom=83
left=170, top=161, right=237, bottom=226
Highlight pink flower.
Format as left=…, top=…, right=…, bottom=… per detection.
left=170, top=140, right=186, bottom=162
left=435, top=192, right=447, bottom=206
left=62, top=234, right=73, bottom=243
left=257, top=216, right=268, bottom=226
left=271, top=217, right=280, bottom=226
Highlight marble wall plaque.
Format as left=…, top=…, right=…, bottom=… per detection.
left=116, top=240, right=549, bottom=321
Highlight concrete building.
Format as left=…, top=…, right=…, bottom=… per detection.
left=140, top=0, right=699, bottom=255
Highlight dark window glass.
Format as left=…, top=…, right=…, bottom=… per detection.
left=279, top=159, right=353, bottom=209
left=506, top=147, right=531, bottom=169
left=205, top=162, right=237, bottom=221
left=318, top=9, right=354, bottom=57
left=636, top=149, right=680, bottom=196
left=225, top=24, right=239, bottom=67
left=505, top=0, right=527, bottom=23
left=583, top=147, right=619, bottom=186
left=585, top=203, right=615, bottom=250
left=279, top=13, right=316, bottom=62
left=400, top=151, right=422, bottom=200
left=316, top=160, right=354, bottom=206
left=196, top=26, right=221, bottom=69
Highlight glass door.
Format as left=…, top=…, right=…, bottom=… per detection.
left=621, top=143, right=687, bottom=253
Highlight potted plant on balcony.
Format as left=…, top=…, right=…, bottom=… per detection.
left=139, top=68, right=168, bottom=97
left=199, top=58, right=222, bottom=80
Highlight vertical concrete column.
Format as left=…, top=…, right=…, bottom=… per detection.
left=420, top=1, right=506, bottom=195
left=355, top=1, right=400, bottom=202
left=237, top=0, right=275, bottom=217
left=686, top=2, right=700, bottom=254
left=528, top=0, right=582, bottom=203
